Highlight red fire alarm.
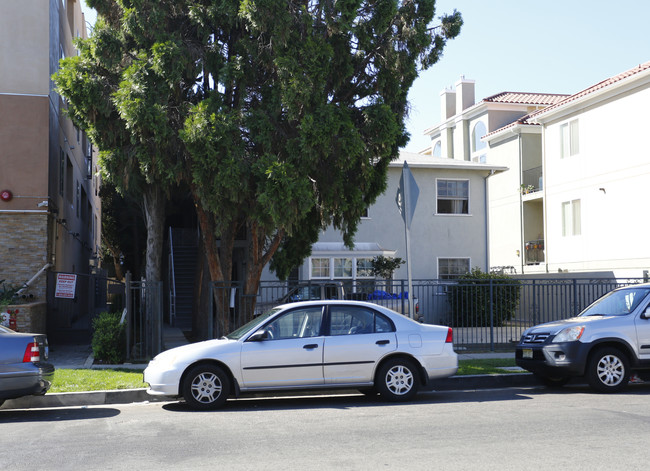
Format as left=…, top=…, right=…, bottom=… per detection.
left=0, top=190, right=12, bottom=202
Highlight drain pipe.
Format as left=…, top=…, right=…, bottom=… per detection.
left=484, top=169, right=496, bottom=270
left=16, top=263, right=52, bottom=295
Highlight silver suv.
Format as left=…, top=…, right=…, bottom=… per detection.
left=516, top=284, right=650, bottom=392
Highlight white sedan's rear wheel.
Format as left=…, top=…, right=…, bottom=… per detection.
left=376, top=358, right=419, bottom=402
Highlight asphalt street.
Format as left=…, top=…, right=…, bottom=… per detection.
left=3, top=385, right=650, bottom=470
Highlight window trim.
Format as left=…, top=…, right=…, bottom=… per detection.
left=438, top=257, right=471, bottom=279
left=561, top=199, right=582, bottom=237
left=435, top=178, right=470, bottom=215
left=560, top=119, right=579, bottom=158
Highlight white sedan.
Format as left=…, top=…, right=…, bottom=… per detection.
left=144, top=300, right=458, bottom=409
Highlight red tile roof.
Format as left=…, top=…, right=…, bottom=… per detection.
left=483, top=92, right=569, bottom=105
left=527, top=60, right=650, bottom=120
left=485, top=61, right=650, bottom=139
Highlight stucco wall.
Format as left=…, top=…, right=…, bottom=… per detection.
left=0, top=0, right=50, bottom=95
left=543, top=81, right=650, bottom=275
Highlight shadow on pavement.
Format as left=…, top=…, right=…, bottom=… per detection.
left=0, top=406, right=121, bottom=423
left=161, top=387, right=544, bottom=413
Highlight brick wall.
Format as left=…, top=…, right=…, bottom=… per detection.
left=0, top=212, right=49, bottom=300
left=2, top=302, right=47, bottom=333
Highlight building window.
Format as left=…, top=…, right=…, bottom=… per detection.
left=437, top=179, right=469, bottom=214
left=562, top=199, right=581, bottom=236
left=432, top=141, right=442, bottom=158
left=59, top=149, right=65, bottom=196
left=356, top=258, right=374, bottom=278
left=76, top=181, right=81, bottom=218
left=438, top=258, right=470, bottom=279
left=309, top=256, right=381, bottom=280
left=310, top=258, right=330, bottom=278
left=65, top=157, right=73, bottom=203
left=560, top=119, right=579, bottom=158
left=333, top=258, right=353, bottom=278
left=472, top=121, right=487, bottom=163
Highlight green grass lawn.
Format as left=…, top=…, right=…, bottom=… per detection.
left=50, top=369, right=146, bottom=393
left=457, top=358, right=522, bottom=376
left=49, top=358, right=522, bottom=393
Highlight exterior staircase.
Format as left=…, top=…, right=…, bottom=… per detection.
left=168, top=229, right=198, bottom=331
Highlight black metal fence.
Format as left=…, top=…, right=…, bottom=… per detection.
left=209, top=277, right=645, bottom=350
left=47, top=271, right=125, bottom=344
left=46, top=271, right=164, bottom=361
left=124, top=273, right=163, bottom=361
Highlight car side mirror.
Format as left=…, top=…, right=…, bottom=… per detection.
left=642, top=307, right=650, bottom=320
left=248, top=329, right=269, bottom=341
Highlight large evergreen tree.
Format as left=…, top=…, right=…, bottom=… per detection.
left=55, top=0, right=462, bottom=332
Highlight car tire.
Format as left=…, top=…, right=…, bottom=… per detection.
left=586, top=347, right=630, bottom=393
left=534, top=374, right=570, bottom=388
left=182, top=364, right=231, bottom=410
left=376, top=358, right=419, bottom=402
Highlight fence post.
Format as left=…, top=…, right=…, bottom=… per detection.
left=489, top=279, right=494, bottom=352
left=125, top=271, right=132, bottom=361
left=154, top=281, right=163, bottom=354
left=573, top=279, right=578, bottom=316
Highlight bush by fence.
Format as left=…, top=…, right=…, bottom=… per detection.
left=446, top=269, right=522, bottom=327
left=92, top=311, right=126, bottom=364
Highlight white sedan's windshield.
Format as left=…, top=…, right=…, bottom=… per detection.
left=580, top=287, right=650, bottom=317
left=226, top=308, right=280, bottom=340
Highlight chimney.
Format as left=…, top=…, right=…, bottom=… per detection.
left=455, top=76, right=475, bottom=113
left=440, top=87, right=456, bottom=120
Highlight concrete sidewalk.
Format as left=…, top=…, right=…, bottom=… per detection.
left=0, top=345, right=534, bottom=410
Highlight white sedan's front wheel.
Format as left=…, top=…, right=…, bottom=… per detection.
left=376, top=358, right=419, bottom=402
left=182, top=364, right=230, bottom=410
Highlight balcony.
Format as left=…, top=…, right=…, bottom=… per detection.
left=525, top=239, right=544, bottom=265
left=521, top=166, right=543, bottom=194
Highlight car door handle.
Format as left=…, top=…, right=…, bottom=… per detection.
left=376, top=340, right=390, bottom=345
left=303, top=344, right=319, bottom=349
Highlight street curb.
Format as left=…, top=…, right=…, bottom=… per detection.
left=0, top=388, right=168, bottom=410
left=432, top=373, right=540, bottom=391
left=0, top=374, right=541, bottom=410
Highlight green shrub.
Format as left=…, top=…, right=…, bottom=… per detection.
left=446, top=268, right=521, bottom=327
left=92, top=311, right=126, bottom=364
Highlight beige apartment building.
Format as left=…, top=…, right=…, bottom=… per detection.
left=0, top=1, right=100, bottom=328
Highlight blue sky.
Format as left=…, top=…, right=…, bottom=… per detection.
left=82, top=0, right=650, bottom=153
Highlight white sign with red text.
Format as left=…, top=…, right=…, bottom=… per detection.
left=55, top=273, right=77, bottom=299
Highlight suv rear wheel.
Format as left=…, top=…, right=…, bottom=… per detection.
left=586, top=347, right=629, bottom=393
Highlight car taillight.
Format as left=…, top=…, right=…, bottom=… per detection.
left=445, top=328, right=453, bottom=343
left=23, top=341, right=41, bottom=363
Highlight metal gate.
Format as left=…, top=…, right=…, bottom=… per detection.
left=46, top=271, right=125, bottom=344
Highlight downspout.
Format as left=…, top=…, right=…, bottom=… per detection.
left=484, top=169, right=496, bottom=271
left=16, top=263, right=52, bottom=295
left=518, top=132, right=525, bottom=275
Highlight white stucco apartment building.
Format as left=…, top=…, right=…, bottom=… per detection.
left=486, top=61, right=650, bottom=278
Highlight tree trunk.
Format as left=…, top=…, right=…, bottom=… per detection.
left=142, top=184, right=165, bottom=283
left=141, top=184, right=165, bottom=355
left=241, top=224, right=285, bottom=322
